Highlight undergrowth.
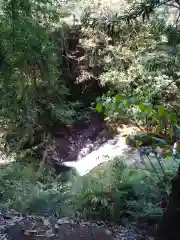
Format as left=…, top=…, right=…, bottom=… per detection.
left=0, top=157, right=177, bottom=223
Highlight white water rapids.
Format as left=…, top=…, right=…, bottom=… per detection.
left=63, top=135, right=141, bottom=176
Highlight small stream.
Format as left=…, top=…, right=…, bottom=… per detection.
left=63, top=135, right=140, bottom=175
left=1, top=114, right=178, bottom=175
left=51, top=114, right=180, bottom=176
left=50, top=114, right=151, bottom=175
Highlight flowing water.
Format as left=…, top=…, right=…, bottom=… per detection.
left=1, top=115, right=178, bottom=175
left=63, top=134, right=140, bottom=175
left=51, top=115, right=144, bottom=175
left=53, top=116, right=179, bottom=176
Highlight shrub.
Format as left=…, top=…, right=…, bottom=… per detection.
left=0, top=156, right=176, bottom=223
left=0, top=163, right=73, bottom=216
left=71, top=157, right=176, bottom=222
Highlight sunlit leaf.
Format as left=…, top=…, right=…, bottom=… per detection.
left=139, top=103, right=146, bottom=112
left=157, top=105, right=165, bottom=117
left=125, top=99, right=131, bottom=107
left=146, top=105, right=153, bottom=114
left=96, top=103, right=102, bottom=112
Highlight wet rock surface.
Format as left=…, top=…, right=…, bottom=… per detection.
left=48, top=114, right=163, bottom=175
left=50, top=113, right=111, bottom=164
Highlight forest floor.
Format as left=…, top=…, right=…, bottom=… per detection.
left=0, top=212, right=154, bottom=240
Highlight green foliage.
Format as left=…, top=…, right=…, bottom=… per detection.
left=95, top=17, right=180, bottom=132
left=0, top=163, right=74, bottom=216
left=0, top=158, right=176, bottom=221
left=97, top=88, right=180, bottom=140
left=0, top=0, right=79, bottom=152
left=71, top=158, right=175, bottom=222
left=87, top=2, right=180, bottom=133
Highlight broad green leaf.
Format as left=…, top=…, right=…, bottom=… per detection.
left=146, top=105, right=153, bottom=114
left=157, top=105, right=165, bottom=117
left=139, top=103, right=146, bottom=112
left=125, top=99, right=131, bottom=107
left=133, top=97, right=139, bottom=104
left=104, top=111, right=108, bottom=117
left=96, top=103, right=102, bottom=112
left=170, top=113, right=177, bottom=124
left=115, top=95, right=123, bottom=105
left=152, top=115, right=158, bottom=125
left=162, top=110, right=169, bottom=119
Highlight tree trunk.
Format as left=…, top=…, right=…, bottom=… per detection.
left=157, top=166, right=180, bottom=240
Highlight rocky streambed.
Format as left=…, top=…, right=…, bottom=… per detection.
left=0, top=212, right=154, bottom=240
left=45, top=111, right=180, bottom=177
left=47, top=113, right=172, bottom=176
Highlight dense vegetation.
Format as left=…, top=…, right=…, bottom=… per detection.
left=0, top=159, right=176, bottom=222
left=1, top=0, right=180, bottom=239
